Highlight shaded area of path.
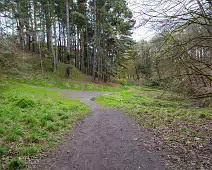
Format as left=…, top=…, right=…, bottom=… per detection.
left=30, top=90, right=166, bottom=170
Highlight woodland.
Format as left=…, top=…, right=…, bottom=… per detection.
left=0, top=0, right=212, bottom=169
left=0, top=0, right=211, bottom=96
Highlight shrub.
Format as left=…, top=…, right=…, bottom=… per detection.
left=117, top=78, right=127, bottom=85
left=41, top=47, right=51, bottom=58
left=148, top=81, right=161, bottom=87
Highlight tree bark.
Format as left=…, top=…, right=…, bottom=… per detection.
left=33, top=0, right=38, bottom=53
left=93, top=0, right=97, bottom=81
left=49, top=23, right=57, bottom=72
left=66, top=0, right=71, bottom=77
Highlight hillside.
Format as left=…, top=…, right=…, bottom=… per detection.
left=0, top=50, right=122, bottom=92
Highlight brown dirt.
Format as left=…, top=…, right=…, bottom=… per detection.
left=29, top=90, right=166, bottom=170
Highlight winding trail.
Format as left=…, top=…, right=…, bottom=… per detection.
left=31, top=90, right=166, bottom=170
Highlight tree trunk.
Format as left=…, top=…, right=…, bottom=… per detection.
left=81, top=29, right=85, bottom=73
left=58, top=23, right=62, bottom=62
left=33, top=0, right=38, bottom=53
left=49, top=23, right=57, bottom=72
left=53, top=18, right=57, bottom=65
left=16, top=1, right=26, bottom=51
left=86, top=24, right=90, bottom=75
left=39, top=37, right=44, bottom=75
left=93, top=0, right=97, bottom=81
left=66, top=0, right=71, bottom=77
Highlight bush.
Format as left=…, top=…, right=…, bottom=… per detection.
left=41, top=47, right=51, bottom=58
left=117, top=78, right=127, bottom=85
left=148, top=81, right=161, bottom=87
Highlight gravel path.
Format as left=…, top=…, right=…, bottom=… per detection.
left=30, top=90, right=166, bottom=170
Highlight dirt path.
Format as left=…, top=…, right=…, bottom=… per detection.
left=30, top=90, right=166, bottom=170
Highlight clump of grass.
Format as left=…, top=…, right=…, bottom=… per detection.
left=17, top=146, right=40, bottom=156
left=15, top=98, right=36, bottom=108
left=0, top=147, right=9, bottom=158
left=5, top=134, right=21, bottom=142
left=0, top=83, right=90, bottom=169
left=199, top=113, right=206, bottom=118
left=85, top=83, right=123, bottom=92
left=6, top=158, right=27, bottom=170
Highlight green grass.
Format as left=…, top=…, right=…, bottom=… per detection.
left=96, top=87, right=212, bottom=154
left=0, top=82, right=90, bottom=169
left=85, top=83, right=123, bottom=92
left=1, top=55, right=124, bottom=92
left=4, top=70, right=124, bottom=92
left=6, top=158, right=27, bottom=170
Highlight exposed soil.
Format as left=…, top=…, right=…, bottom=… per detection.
left=29, top=90, right=166, bottom=170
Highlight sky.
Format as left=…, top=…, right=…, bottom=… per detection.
left=127, top=0, right=155, bottom=42
left=127, top=0, right=154, bottom=42
left=131, top=27, right=155, bottom=42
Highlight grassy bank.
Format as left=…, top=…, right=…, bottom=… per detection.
left=0, top=82, right=90, bottom=169
left=96, top=87, right=212, bottom=169
left=1, top=54, right=123, bottom=92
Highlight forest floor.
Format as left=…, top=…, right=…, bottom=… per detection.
left=29, top=89, right=166, bottom=170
